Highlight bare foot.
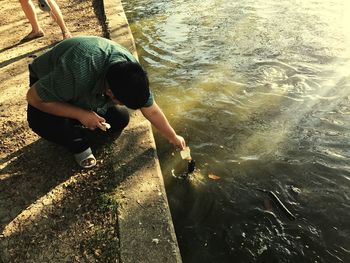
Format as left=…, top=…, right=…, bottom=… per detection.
left=21, top=30, right=44, bottom=42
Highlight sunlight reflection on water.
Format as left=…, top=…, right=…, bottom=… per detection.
left=124, top=0, right=350, bottom=262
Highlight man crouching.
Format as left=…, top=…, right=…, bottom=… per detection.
left=26, top=36, right=186, bottom=168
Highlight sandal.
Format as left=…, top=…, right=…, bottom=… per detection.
left=74, top=148, right=97, bottom=169
left=62, top=31, right=72, bottom=39
left=21, top=31, right=44, bottom=42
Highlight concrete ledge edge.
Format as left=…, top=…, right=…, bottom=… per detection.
left=102, top=0, right=183, bottom=262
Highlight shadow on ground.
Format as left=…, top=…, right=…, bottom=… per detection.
left=0, top=127, right=154, bottom=262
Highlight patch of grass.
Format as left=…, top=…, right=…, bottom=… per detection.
left=99, top=193, right=119, bottom=213
left=81, top=225, right=119, bottom=262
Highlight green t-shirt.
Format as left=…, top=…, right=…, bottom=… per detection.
left=30, top=36, right=153, bottom=114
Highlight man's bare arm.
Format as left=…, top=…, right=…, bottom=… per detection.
left=26, top=84, right=105, bottom=129
left=140, top=102, right=186, bottom=149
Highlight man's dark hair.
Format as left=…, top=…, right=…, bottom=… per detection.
left=106, top=62, right=150, bottom=109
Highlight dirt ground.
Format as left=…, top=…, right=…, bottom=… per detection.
left=0, top=0, right=123, bottom=262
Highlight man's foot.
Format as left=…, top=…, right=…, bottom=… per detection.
left=79, top=156, right=96, bottom=168
left=21, top=30, right=44, bottom=42
left=74, top=147, right=97, bottom=169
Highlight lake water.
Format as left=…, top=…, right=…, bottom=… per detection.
left=123, top=0, right=350, bottom=262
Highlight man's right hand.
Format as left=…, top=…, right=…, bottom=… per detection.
left=27, top=84, right=105, bottom=130
left=78, top=110, right=106, bottom=130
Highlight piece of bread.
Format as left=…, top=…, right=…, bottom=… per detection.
left=100, top=122, right=111, bottom=131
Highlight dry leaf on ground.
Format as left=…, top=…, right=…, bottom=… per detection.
left=208, top=174, right=221, bottom=180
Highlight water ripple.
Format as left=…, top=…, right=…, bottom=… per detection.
left=125, top=0, right=350, bottom=262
